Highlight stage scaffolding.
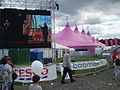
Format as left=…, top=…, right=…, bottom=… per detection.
left=0, top=0, right=55, bottom=10
left=0, top=0, right=59, bottom=63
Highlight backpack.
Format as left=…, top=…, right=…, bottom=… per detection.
left=12, top=72, right=18, bottom=80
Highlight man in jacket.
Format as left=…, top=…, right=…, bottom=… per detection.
left=61, top=50, right=76, bottom=84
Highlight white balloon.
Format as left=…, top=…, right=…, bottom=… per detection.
left=31, top=60, right=43, bottom=76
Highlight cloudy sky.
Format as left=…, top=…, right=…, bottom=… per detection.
left=55, top=0, right=120, bottom=39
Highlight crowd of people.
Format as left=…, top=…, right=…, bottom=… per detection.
left=0, top=56, right=43, bottom=90
left=2, top=48, right=120, bottom=90
left=0, top=50, right=76, bottom=90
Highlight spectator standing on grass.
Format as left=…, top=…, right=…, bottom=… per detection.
left=5, top=56, right=17, bottom=90
left=1, top=56, right=13, bottom=90
left=61, top=50, right=76, bottom=84
left=0, top=59, right=8, bottom=90
left=112, top=51, right=118, bottom=63
left=29, top=75, right=42, bottom=90
left=114, top=48, right=120, bottom=85
left=111, top=51, right=118, bottom=77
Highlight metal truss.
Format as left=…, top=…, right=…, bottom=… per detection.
left=0, top=0, right=57, bottom=10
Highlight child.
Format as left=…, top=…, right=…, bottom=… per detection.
left=29, top=75, right=42, bottom=90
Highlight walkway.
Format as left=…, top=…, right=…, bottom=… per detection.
left=14, top=68, right=120, bottom=90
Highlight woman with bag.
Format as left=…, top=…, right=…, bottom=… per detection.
left=0, top=59, right=8, bottom=90
left=1, top=56, right=17, bottom=90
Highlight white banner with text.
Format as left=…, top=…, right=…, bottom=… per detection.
left=57, top=59, right=107, bottom=79
left=57, top=59, right=107, bottom=71
left=14, top=64, right=57, bottom=83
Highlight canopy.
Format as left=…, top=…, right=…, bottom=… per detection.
left=54, top=22, right=105, bottom=55
left=52, top=43, right=69, bottom=49
left=73, top=26, right=92, bottom=43
left=55, top=22, right=105, bottom=48
left=52, top=42, right=75, bottom=50
left=55, top=22, right=87, bottom=44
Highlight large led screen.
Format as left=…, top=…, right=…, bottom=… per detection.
left=0, top=9, right=51, bottom=48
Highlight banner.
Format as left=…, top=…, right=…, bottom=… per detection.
left=57, top=59, right=107, bottom=79
left=14, top=64, right=57, bottom=83
left=72, top=59, right=107, bottom=70
left=57, top=59, right=107, bottom=71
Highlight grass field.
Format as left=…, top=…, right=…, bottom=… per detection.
left=56, top=55, right=101, bottom=63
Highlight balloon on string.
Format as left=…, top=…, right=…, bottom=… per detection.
left=31, top=60, right=43, bottom=76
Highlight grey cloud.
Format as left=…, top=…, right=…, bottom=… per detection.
left=57, top=0, right=96, bottom=15
left=85, top=16, right=101, bottom=25
left=101, top=33, right=120, bottom=39
left=93, top=0, right=120, bottom=15
left=56, top=0, right=120, bottom=25
left=57, top=0, right=120, bottom=15
left=88, top=26, right=102, bottom=35
left=56, top=19, right=77, bottom=27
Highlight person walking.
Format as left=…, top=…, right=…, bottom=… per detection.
left=61, top=50, right=76, bottom=84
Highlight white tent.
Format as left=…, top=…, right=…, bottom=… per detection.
left=52, top=43, right=75, bottom=50
left=52, top=43, right=75, bottom=58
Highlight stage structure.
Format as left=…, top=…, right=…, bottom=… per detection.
left=0, top=0, right=59, bottom=11
left=0, top=0, right=51, bottom=10
left=0, top=8, right=52, bottom=48
left=0, top=0, right=59, bottom=47
left=0, top=0, right=59, bottom=62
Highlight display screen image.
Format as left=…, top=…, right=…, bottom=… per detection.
left=0, top=9, right=51, bottom=48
